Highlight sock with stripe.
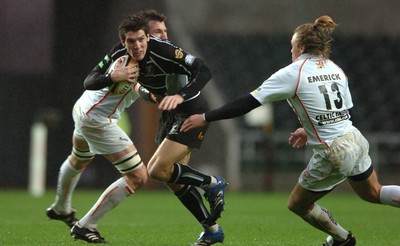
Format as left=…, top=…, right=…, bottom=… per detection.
left=169, top=163, right=213, bottom=190
left=78, top=177, right=134, bottom=228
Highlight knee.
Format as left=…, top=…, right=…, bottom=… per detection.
left=287, top=200, right=296, bottom=213
left=287, top=196, right=311, bottom=217
left=148, top=165, right=163, bottom=180
left=287, top=199, right=302, bottom=215
left=135, top=171, right=148, bottom=186
left=69, top=154, right=92, bottom=170
left=147, top=163, right=171, bottom=182
left=124, top=167, right=148, bottom=189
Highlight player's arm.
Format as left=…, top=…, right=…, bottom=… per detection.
left=205, top=94, right=261, bottom=122
left=133, top=83, right=158, bottom=104
left=152, top=38, right=212, bottom=109
left=84, top=64, right=114, bottom=90
left=158, top=39, right=212, bottom=99
left=84, top=55, right=140, bottom=90
left=158, top=57, right=212, bottom=110
left=158, top=58, right=212, bottom=110
left=180, top=94, right=261, bottom=132
left=178, top=57, right=212, bottom=100
left=83, top=43, right=126, bottom=90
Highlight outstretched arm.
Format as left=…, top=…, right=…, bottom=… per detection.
left=180, top=94, right=261, bottom=132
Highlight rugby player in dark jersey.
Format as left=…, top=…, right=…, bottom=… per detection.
left=79, top=13, right=227, bottom=246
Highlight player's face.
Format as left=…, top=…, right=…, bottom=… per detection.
left=148, top=20, right=168, bottom=40
left=122, top=30, right=149, bottom=62
left=291, top=33, right=304, bottom=62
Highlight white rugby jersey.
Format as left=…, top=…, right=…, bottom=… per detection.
left=251, top=53, right=353, bottom=147
left=78, top=87, right=139, bottom=123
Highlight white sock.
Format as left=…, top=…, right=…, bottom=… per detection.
left=53, top=158, right=82, bottom=214
left=206, top=224, right=219, bottom=232
left=380, top=185, right=400, bottom=207
left=78, top=177, right=134, bottom=228
left=303, top=204, right=349, bottom=241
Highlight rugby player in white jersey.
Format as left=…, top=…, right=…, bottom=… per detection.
left=46, top=10, right=170, bottom=243
left=181, top=15, right=400, bottom=246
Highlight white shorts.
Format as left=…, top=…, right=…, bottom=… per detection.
left=299, top=126, right=372, bottom=192
left=72, top=102, right=133, bottom=155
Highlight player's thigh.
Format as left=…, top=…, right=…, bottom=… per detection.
left=103, top=144, right=138, bottom=163
left=148, top=138, right=191, bottom=170
left=70, top=134, right=93, bottom=169
left=72, top=133, right=90, bottom=150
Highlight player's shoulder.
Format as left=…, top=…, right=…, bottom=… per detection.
left=109, top=42, right=128, bottom=61
left=149, top=35, right=180, bottom=51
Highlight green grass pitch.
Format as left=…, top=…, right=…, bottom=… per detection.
left=2, top=189, right=399, bottom=245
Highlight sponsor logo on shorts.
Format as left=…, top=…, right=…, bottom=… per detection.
left=198, top=132, right=204, bottom=140
left=169, top=124, right=179, bottom=135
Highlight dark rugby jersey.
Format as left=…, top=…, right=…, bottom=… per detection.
left=84, top=35, right=211, bottom=113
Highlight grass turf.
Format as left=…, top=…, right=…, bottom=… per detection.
left=2, top=189, right=399, bottom=245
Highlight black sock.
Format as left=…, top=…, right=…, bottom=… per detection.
left=175, top=185, right=215, bottom=228
left=169, top=163, right=212, bottom=189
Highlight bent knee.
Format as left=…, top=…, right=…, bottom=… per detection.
left=148, top=165, right=172, bottom=182
left=287, top=197, right=314, bottom=217
left=287, top=200, right=304, bottom=216
left=124, top=167, right=148, bottom=189
left=287, top=201, right=296, bottom=213
left=148, top=166, right=164, bottom=180
left=69, top=154, right=92, bottom=170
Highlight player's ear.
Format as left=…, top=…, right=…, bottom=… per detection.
left=120, top=39, right=125, bottom=47
left=300, top=45, right=305, bottom=54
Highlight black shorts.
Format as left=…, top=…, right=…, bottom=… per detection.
left=155, top=110, right=209, bottom=149
left=155, top=96, right=209, bottom=149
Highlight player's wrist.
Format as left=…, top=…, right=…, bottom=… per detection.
left=202, top=113, right=208, bottom=123
left=138, top=86, right=156, bottom=104
left=104, top=73, right=114, bottom=86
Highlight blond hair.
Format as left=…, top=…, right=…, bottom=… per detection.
left=294, top=15, right=338, bottom=58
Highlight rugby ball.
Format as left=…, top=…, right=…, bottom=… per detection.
left=107, top=55, right=138, bottom=95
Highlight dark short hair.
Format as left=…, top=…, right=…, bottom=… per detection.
left=118, top=14, right=148, bottom=41
left=137, top=9, right=166, bottom=23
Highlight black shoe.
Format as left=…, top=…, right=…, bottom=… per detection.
left=323, top=231, right=356, bottom=246
left=46, top=207, right=78, bottom=228
left=71, top=223, right=107, bottom=244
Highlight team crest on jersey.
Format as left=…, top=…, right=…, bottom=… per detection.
left=175, top=49, right=184, bottom=59
left=145, top=65, right=155, bottom=75
left=316, top=61, right=325, bottom=69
